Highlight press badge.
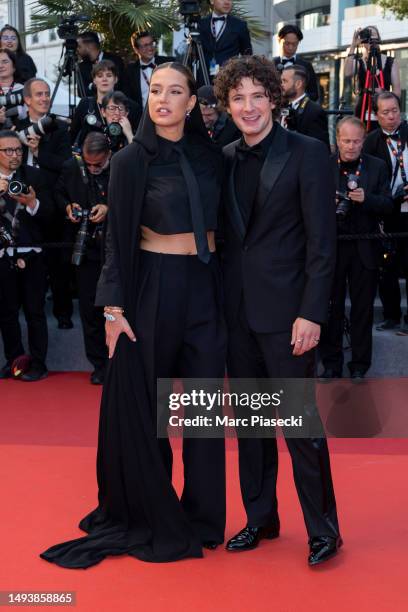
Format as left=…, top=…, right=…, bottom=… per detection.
left=209, top=58, right=220, bottom=77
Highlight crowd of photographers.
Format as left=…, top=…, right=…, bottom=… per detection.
left=0, top=0, right=406, bottom=382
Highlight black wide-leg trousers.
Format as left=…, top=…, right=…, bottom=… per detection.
left=135, top=251, right=227, bottom=544
left=227, top=302, right=340, bottom=539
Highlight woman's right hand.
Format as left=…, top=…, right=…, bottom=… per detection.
left=105, top=313, right=137, bottom=358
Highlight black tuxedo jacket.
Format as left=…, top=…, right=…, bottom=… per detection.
left=332, top=153, right=392, bottom=269
left=79, top=52, right=125, bottom=96
left=0, top=165, right=52, bottom=248
left=123, top=56, right=170, bottom=108
left=289, top=98, right=330, bottom=150
left=363, top=121, right=408, bottom=229
left=15, top=117, right=72, bottom=187
left=222, top=124, right=336, bottom=333
left=274, top=56, right=319, bottom=102
left=199, top=15, right=252, bottom=72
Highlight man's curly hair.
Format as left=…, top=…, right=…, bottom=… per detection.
left=213, top=55, right=282, bottom=120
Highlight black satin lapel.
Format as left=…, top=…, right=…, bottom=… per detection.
left=227, top=157, right=246, bottom=240
left=257, top=151, right=291, bottom=209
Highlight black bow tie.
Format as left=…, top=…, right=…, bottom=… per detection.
left=141, top=63, right=155, bottom=70
left=282, top=57, right=295, bottom=65
left=236, top=142, right=264, bottom=162
left=383, top=131, right=400, bottom=141
left=213, top=16, right=226, bottom=22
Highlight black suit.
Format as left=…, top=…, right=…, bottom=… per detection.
left=286, top=97, right=330, bottom=150
left=56, top=158, right=108, bottom=372
left=274, top=56, right=319, bottom=102
left=15, top=116, right=73, bottom=321
left=78, top=52, right=125, bottom=97
left=363, top=122, right=408, bottom=321
left=0, top=165, right=52, bottom=368
left=123, top=56, right=170, bottom=109
left=199, top=15, right=252, bottom=79
left=320, top=154, right=393, bottom=374
left=222, top=124, right=340, bottom=538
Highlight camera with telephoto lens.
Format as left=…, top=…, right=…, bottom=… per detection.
left=57, top=14, right=90, bottom=42
left=393, top=183, right=407, bottom=206
left=8, top=180, right=29, bottom=197
left=0, top=223, right=14, bottom=248
left=71, top=208, right=91, bottom=266
left=179, top=1, right=201, bottom=18
left=336, top=173, right=360, bottom=217
left=17, top=115, right=60, bottom=146
left=0, top=90, right=24, bottom=109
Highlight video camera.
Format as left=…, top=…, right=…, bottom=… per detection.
left=57, top=14, right=90, bottom=42
left=359, top=27, right=378, bottom=45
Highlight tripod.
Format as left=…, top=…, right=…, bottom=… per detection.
left=360, top=45, right=384, bottom=131
left=182, top=21, right=210, bottom=86
left=50, top=39, right=87, bottom=120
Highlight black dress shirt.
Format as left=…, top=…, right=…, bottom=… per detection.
left=234, top=123, right=277, bottom=227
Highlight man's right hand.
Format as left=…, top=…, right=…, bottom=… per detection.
left=0, top=178, right=9, bottom=195
left=66, top=202, right=82, bottom=223
left=105, top=313, right=137, bottom=359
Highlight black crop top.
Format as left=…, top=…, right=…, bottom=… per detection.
left=140, top=135, right=220, bottom=234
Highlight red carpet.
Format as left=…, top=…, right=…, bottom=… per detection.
left=1, top=373, right=407, bottom=611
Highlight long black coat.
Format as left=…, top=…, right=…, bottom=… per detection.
left=222, top=123, right=336, bottom=333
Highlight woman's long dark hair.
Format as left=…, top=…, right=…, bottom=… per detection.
left=0, top=25, right=26, bottom=56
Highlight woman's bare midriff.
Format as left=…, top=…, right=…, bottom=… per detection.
left=140, top=225, right=216, bottom=255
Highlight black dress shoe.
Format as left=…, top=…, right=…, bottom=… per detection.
left=202, top=541, right=219, bottom=550
left=319, top=368, right=342, bottom=381
left=350, top=370, right=365, bottom=380
left=0, top=363, right=12, bottom=379
left=376, top=319, right=400, bottom=331
left=57, top=316, right=73, bottom=330
left=226, top=525, right=280, bottom=552
left=90, top=369, right=105, bottom=385
left=20, top=365, right=48, bottom=382
left=308, top=536, right=343, bottom=566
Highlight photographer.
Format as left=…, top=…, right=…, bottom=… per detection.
left=280, top=65, right=330, bottom=150
left=0, top=49, right=25, bottom=129
left=77, top=31, right=124, bottom=97
left=320, top=117, right=392, bottom=379
left=273, top=25, right=319, bottom=102
left=100, top=92, right=134, bottom=153
left=56, top=132, right=110, bottom=384
left=199, top=0, right=252, bottom=81
left=363, top=92, right=408, bottom=333
left=70, top=61, right=141, bottom=149
left=15, top=77, right=73, bottom=330
left=0, top=24, right=37, bottom=83
left=0, top=130, right=52, bottom=381
left=345, top=26, right=401, bottom=127
left=197, top=85, right=240, bottom=146
left=124, top=31, right=170, bottom=110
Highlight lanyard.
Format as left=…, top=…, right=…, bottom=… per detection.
left=141, top=65, right=155, bottom=87
left=337, top=156, right=363, bottom=182
left=0, top=81, right=14, bottom=95
left=387, top=136, right=407, bottom=187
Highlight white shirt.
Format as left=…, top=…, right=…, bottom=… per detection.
left=212, top=12, right=227, bottom=38
left=383, top=130, right=408, bottom=210
left=290, top=93, right=307, bottom=110
left=139, top=60, right=155, bottom=108
left=0, top=171, right=41, bottom=258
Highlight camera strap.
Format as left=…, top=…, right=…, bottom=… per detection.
left=337, top=156, right=363, bottom=182
left=74, top=153, right=89, bottom=186
left=387, top=137, right=408, bottom=189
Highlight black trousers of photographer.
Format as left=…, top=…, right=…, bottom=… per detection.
left=75, top=258, right=107, bottom=372
left=0, top=252, right=48, bottom=367
left=320, top=241, right=377, bottom=374
left=379, top=215, right=408, bottom=322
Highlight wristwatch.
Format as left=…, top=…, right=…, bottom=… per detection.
left=103, top=312, right=116, bottom=322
